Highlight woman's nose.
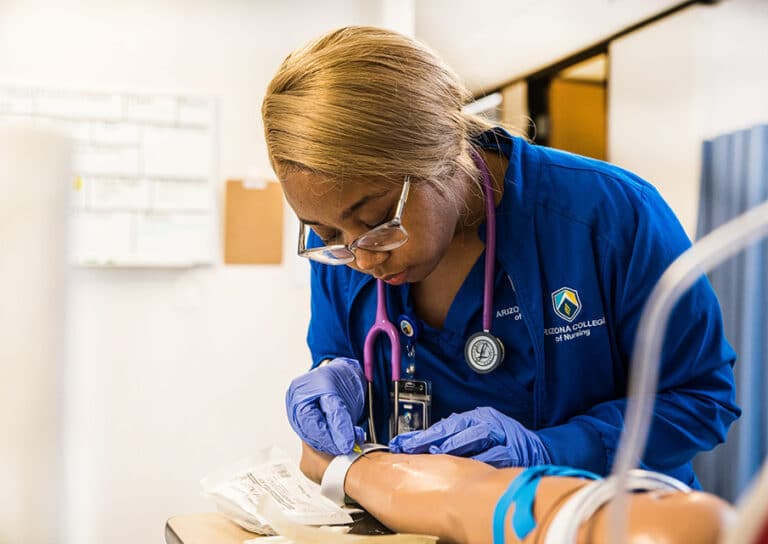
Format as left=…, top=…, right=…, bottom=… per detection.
left=353, top=248, right=388, bottom=272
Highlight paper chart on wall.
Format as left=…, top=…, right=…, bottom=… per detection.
left=0, top=85, right=217, bottom=267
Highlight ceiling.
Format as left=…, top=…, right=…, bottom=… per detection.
left=414, top=0, right=692, bottom=94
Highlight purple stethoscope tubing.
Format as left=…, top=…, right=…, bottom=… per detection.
left=363, top=148, right=496, bottom=443
left=363, top=279, right=401, bottom=444
left=363, top=278, right=402, bottom=384
left=475, top=149, right=497, bottom=333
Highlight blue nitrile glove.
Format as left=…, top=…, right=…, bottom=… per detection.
left=285, top=357, right=367, bottom=456
left=389, top=406, right=552, bottom=468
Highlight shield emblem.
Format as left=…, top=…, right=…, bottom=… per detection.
left=552, top=287, right=582, bottom=322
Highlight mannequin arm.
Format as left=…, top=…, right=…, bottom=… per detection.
left=300, top=442, right=732, bottom=544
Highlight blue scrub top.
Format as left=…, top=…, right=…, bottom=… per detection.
left=305, top=128, right=740, bottom=487
left=397, top=252, right=536, bottom=428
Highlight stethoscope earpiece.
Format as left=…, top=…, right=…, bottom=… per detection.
left=464, top=331, right=505, bottom=374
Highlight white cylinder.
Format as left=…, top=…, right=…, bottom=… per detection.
left=0, top=123, right=71, bottom=544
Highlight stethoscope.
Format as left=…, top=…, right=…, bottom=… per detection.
left=363, top=149, right=505, bottom=443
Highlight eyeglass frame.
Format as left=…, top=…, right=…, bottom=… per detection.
left=297, top=175, right=411, bottom=265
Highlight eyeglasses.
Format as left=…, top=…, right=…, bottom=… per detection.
left=298, top=176, right=411, bottom=265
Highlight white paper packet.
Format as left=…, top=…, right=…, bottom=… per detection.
left=201, top=446, right=353, bottom=535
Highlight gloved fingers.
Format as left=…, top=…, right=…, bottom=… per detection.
left=354, top=425, right=366, bottom=446
left=471, top=445, right=516, bottom=467
left=328, top=358, right=367, bottom=420
left=318, top=394, right=358, bottom=454
left=388, top=430, right=422, bottom=453
left=292, top=401, right=339, bottom=455
left=388, top=413, right=474, bottom=453
left=389, top=430, right=440, bottom=453
left=426, top=423, right=505, bottom=456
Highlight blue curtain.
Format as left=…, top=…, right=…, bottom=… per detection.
left=693, top=124, right=768, bottom=502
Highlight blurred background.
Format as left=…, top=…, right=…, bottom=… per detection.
left=1, top=0, right=766, bottom=542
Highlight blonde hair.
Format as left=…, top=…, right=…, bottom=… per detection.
left=262, top=26, right=497, bottom=196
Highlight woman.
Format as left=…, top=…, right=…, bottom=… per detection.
left=262, top=26, right=739, bottom=487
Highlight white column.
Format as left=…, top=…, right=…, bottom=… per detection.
left=0, top=123, right=71, bottom=544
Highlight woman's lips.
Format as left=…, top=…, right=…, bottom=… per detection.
left=381, top=269, right=408, bottom=285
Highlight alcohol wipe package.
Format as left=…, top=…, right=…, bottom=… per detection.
left=201, top=446, right=353, bottom=535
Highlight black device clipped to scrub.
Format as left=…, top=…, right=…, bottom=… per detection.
left=390, top=314, right=431, bottom=435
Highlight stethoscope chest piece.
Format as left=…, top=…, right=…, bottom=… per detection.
left=464, top=331, right=505, bottom=374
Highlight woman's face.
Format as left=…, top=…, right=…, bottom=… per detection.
left=281, top=168, right=462, bottom=285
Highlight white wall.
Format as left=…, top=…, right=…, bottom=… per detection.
left=608, top=0, right=768, bottom=235
left=0, top=2, right=383, bottom=543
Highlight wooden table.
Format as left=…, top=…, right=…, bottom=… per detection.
left=165, top=513, right=258, bottom=544
left=166, top=510, right=392, bottom=542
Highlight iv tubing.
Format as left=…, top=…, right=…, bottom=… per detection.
left=607, top=199, right=768, bottom=542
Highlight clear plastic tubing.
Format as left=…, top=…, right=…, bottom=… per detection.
left=608, top=199, right=768, bottom=543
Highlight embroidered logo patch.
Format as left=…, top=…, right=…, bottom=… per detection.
left=552, top=287, right=582, bottom=322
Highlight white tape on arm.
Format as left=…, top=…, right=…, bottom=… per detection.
left=544, top=469, right=690, bottom=543
left=320, top=444, right=389, bottom=506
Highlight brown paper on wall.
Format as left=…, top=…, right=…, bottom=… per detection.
left=224, top=180, right=283, bottom=264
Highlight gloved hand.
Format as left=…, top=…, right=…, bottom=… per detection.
left=389, top=406, right=551, bottom=468
left=285, top=357, right=367, bottom=456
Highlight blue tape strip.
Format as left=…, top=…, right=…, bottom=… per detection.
left=492, top=470, right=529, bottom=544
left=491, top=465, right=601, bottom=543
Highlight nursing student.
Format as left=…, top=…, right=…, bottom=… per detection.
left=261, top=26, right=740, bottom=487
